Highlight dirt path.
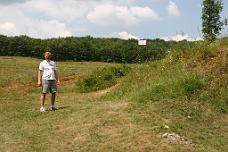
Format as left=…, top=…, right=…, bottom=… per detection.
left=1, top=73, right=87, bottom=92
left=1, top=71, right=119, bottom=99
left=61, top=74, right=86, bottom=86
left=86, top=83, right=120, bottom=97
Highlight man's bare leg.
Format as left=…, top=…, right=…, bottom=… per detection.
left=51, top=92, right=56, bottom=106
left=40, top=93, right=46, bottom=107
left=40, top=93, right=46, bottom=112
left=51, top=92, right=58, bottom=110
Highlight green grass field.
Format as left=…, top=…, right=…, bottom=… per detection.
left=0, top=39, right=227, bottom=152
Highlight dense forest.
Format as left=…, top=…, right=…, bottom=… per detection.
left=0, top=34, right=194, bottom=63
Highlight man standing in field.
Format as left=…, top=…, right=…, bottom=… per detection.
left=38, top=52, right=60, bottom=112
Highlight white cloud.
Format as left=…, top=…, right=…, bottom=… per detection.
left=21, top=0, right=91, bottom=22
left=167, top=1, right=181, bottom=16
left=0, top=0, right=167, bottom=38
left=0, top=22, right=18, bottom=36
left=0, top=5, right=72, bottom=38
left=107, top=31, right=139, bottom=40
left=25, top=20, right=72, bottom=38
left=87, top=4, right=161, bottom=25
left=20, top=0, right=137, bottom=23
left=0, top=0, right=99, bottom=38
left=161, top=33, right=203, bottom=41
left=130, top=6, right=161, bottom=20
left=0, top=22, right=15, bottom=31
left=0, top=0, right=148, bottom=38
left=117, top=31, right=139, bottom=39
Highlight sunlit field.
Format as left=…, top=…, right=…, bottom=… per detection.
left=0, top=38, right=227, bottom=152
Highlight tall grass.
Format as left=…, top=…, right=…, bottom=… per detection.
left=75, top=65, right=131, bottom=93
left=103, top=38, right=227, bottom=113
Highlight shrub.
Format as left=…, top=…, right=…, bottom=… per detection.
left=75, top=65, right=130, bottom=93
left=180, top=76, right=204, bottom=94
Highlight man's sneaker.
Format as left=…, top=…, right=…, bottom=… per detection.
left=40, top=107, right=46, bottom=112
left=51, top=105, right=58, bottom=111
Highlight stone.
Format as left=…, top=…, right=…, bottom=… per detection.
left=164, top=125, right=170, bottom=129
left=161, top=132, right=193, bottom=145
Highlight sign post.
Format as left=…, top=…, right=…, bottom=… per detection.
left=138, top=39, right=147, bottom=46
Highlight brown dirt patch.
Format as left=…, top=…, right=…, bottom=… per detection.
left=86, top=84, right=120, bottom=97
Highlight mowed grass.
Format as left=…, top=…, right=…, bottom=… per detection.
left=1, top=57, right=135, bottom=151
left=0, top=38, right=228, bottom=152
left=0, top=57, right=117, bottom=93
left=0, top=57, right=183, bottom=152
left=1, top=57, right=167, bottom=152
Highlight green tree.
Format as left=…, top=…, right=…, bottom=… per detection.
left=202, top=0, right=224, bottom=42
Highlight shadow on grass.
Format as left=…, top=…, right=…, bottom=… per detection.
left=58, top=106, right=70, bottom=110
left=45, top=106, right=71, bottom=112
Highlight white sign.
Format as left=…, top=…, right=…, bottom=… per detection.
left=138, top=39, right=147, bottom=46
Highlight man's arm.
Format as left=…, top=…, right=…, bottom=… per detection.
left=38, top=70, right=43, bottom=87
left=55, top=70, right=60, bottom=85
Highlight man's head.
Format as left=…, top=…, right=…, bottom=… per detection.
left=44, top=52, right=52, bottom=60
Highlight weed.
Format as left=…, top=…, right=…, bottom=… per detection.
left=180, top=76, right=204, bottom=94
left=75, top=65, right=130, bottom=93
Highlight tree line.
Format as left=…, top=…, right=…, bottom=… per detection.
left=0, top=34, right=193, bottom=63
left=0, top=0, right=226, bottom=63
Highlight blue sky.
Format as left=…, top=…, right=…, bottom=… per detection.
left=0, top=0, right=227, bottom=41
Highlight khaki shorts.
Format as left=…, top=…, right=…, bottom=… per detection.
left=42, top=79, right=57, bottom=93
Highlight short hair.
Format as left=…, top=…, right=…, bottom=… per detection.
left=43, top=51, right=52, bottom=56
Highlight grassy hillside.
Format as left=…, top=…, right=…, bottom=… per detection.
left=101, top=39, right=228, bottom=151
left=0, top=38, right=227, bottom=152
